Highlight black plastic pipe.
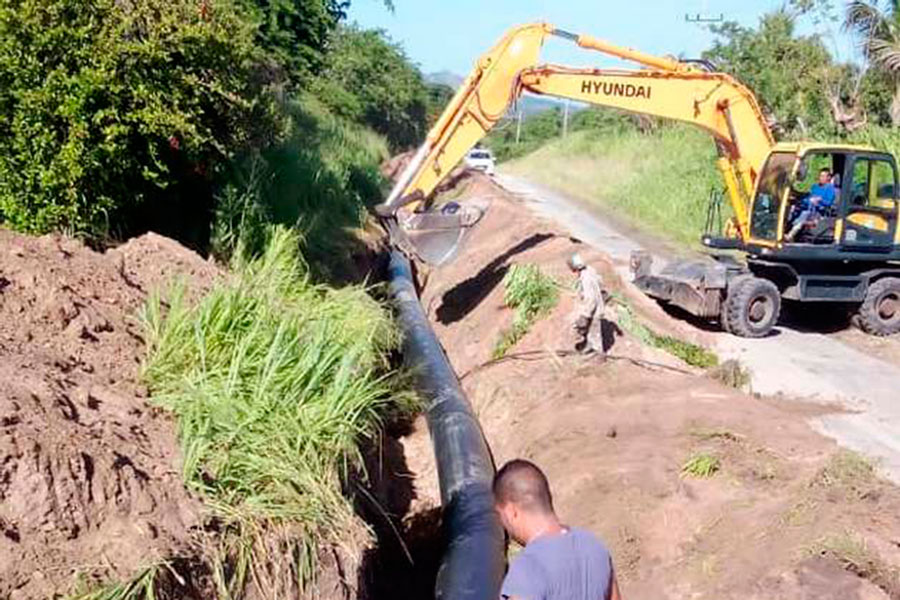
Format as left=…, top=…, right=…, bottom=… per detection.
left=387, top=249, right=505, bottom=600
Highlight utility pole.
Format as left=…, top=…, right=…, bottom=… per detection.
left=562, top=99, right=570, bottom=138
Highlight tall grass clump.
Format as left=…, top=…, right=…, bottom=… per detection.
left=141, top=227, right=405, bottom=597
left=681, top=452, right=721, bottom=478
left=503, top=125, right=721, bottom=248
left=493, top=264, right=560, bottom=358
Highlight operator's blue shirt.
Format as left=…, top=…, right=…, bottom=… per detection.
left=806, top=182, right=836, bottom=211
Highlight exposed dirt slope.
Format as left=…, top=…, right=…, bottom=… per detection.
left=399, top=174, right=900, bottom=599
left=0, top=232, right=218, bottom=599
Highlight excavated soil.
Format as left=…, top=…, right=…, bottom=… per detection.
left=396, top=174, right=900, bottom=599
left=0, top=231, right=219, bottom=599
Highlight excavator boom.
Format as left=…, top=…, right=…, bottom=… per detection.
left=379, top=23, right=775, bottom=265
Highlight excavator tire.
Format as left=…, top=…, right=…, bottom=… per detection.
left=855, top=277, right=900, bottom=336
left=722, top=275, right=781, bottom=338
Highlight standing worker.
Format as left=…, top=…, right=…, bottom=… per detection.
left=568, top=253, right=605, bottom=357
left=493, top=459, right=622, bottom=600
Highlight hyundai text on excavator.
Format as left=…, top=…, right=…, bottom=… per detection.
left=377, top=23, right=900, bottom=338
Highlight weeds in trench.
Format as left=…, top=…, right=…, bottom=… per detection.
left=689, top=428, right=745, bottom=443
left=708, top=359, right=752, bottom=389
left=681, top=452, right=721, bottom=478
left=493, top=264, right=560, bottom=358
left=141, top=227, right=412, bottom=597
left=809, top=532, right=900, bottom=597
left=813, top=449, right=878, bottom=500
left=68, top=563, right=167, bottom=600
left=615, top=304, right=718, bottom=368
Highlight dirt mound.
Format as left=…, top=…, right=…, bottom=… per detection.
left=397, top=177, right=900, bottom=599
left=0, top=231, right=219, bottom=599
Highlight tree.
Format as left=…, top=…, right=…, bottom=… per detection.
left=0, top=0, right=282, bottom=244
left=704, top=11, right=837, bottom=137
left=844, top=0, right=900, bottom=126
left=425, top=83, right=455, bottom=128
left=241, top=0, right=347, bottom=83
left=313, top=25, right=428, bottom=150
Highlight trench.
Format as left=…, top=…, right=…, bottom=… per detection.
left=360, top=249, right=506, bottom=599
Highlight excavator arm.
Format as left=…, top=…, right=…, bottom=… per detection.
left=379, top=23, right=775, bottom=265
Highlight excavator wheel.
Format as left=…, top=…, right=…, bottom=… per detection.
left=856, top=277, right=900, bottom=336
left=721, top=275, right=781, bottom=338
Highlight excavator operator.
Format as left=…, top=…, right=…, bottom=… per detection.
left=786, top=168, right=837, bottom=241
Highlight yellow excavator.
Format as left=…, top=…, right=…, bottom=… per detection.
left=377, top=23, right=900, bottom=338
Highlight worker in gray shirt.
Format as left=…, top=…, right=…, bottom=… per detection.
left=568, top=253, right=605, bottom=357
left=494, top=459, right=622, bottom=600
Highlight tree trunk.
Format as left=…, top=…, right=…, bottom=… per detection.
left=891, top=77, right=900, bottom=127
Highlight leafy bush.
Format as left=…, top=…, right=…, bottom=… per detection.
left=242, top=0, right=346, bottom=83
left=314, top=25, right=428, bottom=151
left=0, top=0, right=282, bottom=242
left=142, top=227, right=408, bottom=596
left=493, top=264, right=559, bottom=358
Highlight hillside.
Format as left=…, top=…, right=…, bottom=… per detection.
left=502, top=125, right=721, bottom=248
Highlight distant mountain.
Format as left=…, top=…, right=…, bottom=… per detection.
left=425, top=71, right=464, bottom=89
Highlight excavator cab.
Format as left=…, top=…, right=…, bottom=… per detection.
left=746, top=144, right=900, bottom=252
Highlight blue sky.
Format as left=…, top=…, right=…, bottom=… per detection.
left=347, top=1, right=860, bottom=76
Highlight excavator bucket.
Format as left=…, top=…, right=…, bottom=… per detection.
left=383, top=203, right=485, bottom=267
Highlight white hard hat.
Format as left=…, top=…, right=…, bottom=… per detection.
left=567, top=253, right=586, bottom=270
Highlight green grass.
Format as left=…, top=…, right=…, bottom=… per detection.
left=141, top=227, right=408, bottom=598
left=503, top=125, right=722, bottom=248
left=681, top=452, right=721, bottom=478
left=493, top=264, right=560, bottom=358
left=615, top=303, right=718, bottom=368
left=213, top=94, right=389, bottom=278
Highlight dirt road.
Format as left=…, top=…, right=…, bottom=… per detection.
left=494, top=172, right=900, bottom=483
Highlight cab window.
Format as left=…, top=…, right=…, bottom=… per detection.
left=751, top=152, right=795, bottom=241
left=850, top=158, right=897, bottom=210
left=793, top=153, right=833, bottom=194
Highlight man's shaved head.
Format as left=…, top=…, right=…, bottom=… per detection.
left=493, top=459, right=554, bottom=514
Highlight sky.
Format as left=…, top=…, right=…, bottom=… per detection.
left=347, top=0, right=861, bottom=77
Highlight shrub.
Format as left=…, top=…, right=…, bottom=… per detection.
left=0, top=0, right=282, bottom=243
